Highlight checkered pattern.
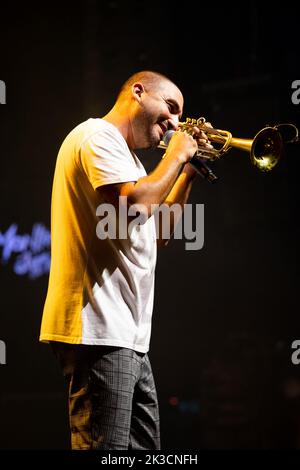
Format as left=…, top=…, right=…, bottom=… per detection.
left=51, top=344, right=160, bottom=450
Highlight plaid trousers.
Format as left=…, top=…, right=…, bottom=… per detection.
left=51, top=343, right=161, bottom=450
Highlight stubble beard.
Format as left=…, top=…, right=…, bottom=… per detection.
left=135, top=108, right=161, bottom=150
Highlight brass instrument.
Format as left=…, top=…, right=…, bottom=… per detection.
left=158, top=117, right=299, bottom=172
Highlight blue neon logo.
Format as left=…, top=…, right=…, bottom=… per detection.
left=0, top=223, right=50, bottom=279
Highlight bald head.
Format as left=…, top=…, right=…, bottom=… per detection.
left=103, top=70, right=184, bottom=150
left=116, top=70, right=179, bottom=101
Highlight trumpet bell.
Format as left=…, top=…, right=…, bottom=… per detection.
left=251, top=127, right=283, bottom=172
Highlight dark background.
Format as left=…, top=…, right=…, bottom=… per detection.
left=0, top=1, right=300, bottom=449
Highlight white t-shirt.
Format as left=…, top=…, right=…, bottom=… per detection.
left=40, top=118, right=157, bottom=353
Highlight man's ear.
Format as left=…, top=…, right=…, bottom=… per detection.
left=132, top=82, right=145, bottom=102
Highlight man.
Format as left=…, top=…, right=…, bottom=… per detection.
left=40, top=70, right=212, bottom=450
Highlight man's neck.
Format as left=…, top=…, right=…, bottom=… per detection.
left=102, top=105, right=134, bottom=149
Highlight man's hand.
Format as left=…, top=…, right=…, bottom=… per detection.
left=165, top=130, right=199, bottom=164
left=166, top=122, right=214, bottom=164
left=191, top=122, right=214, bottom=151
left=182, top=122, right=214, bottom=176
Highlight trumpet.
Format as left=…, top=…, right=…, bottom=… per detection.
left=158, top=117, right=299, bottom=173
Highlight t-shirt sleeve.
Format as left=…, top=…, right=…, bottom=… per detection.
left=80, top=127, right=139, bottom=190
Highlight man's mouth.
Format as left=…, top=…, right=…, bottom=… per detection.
left=158, top=122, right=168, bottom=136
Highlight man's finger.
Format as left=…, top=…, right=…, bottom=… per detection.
left=198, top=139, right=214, bottom=149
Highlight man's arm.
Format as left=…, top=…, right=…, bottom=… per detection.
left=97, top=131, right=198, bottom=219
left=156, top=163, right=197, bottom=247
left=156, top=125, right=214, bottom=246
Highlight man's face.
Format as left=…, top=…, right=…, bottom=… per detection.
left=133, top=81, right=184, bottom=149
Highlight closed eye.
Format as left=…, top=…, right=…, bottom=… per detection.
left=166, top=100, right=182, bottom=119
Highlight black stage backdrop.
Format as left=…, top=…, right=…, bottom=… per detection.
left=0, top=1, right=300, bottom=449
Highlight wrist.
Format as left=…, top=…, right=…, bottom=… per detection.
left=164, top=147, right=188, bottom=166
left=182, top=162, right=198, bottom=180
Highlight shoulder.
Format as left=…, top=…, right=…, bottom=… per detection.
left=82, top=119, right=125, bottom=147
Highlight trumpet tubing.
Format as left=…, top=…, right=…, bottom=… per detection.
left=158, top=117, right=298, bottom=172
